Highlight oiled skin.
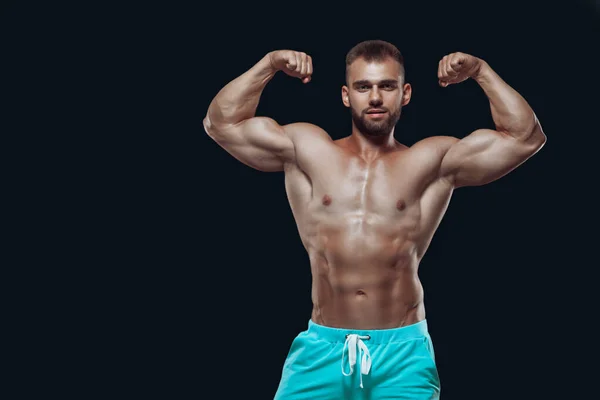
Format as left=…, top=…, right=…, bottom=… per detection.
left=282, top=130, right=454, bottom=329
left=203, top=50, right=546, bottom=330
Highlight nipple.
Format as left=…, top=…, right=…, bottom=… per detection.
left=396, top=200, right=406, bottom=211
left=322, top=195, right=332, bottom=206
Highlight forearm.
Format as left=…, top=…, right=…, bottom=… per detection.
left=474, top=62, right=544, bottom=141
left=205, top=53, right=278, bottom=129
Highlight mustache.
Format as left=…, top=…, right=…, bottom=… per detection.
left=364, top=107, right=389, bottom=114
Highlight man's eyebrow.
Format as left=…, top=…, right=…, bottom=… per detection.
left=352, top=79, right=399, bottom=86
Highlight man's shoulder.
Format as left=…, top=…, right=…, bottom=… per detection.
left=400, top=136, right=461, bottom=176
left=411, top=135, right=459, bottom=155
left=282, top=122, right=332, bottom=141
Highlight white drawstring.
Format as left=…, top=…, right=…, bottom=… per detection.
left=341, top=334, right=372, bottom=388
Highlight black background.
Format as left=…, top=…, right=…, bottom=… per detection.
left=2, top=0, right=598, bottom=399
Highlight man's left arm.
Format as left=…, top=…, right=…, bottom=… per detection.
left=437, top=52, right=547, bottom=188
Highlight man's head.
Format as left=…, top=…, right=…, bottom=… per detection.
left=342, top=40, right=412, bottom=137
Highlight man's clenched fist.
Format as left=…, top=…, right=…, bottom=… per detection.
left=269, top=50, right=313, bottom=84
left=438, top=52, right=484, bottom=87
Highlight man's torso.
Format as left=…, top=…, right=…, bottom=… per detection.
left=282, top=125, right=456, bottom=329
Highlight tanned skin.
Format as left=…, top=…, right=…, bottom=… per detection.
left=203, top=49, right=546, bottom=329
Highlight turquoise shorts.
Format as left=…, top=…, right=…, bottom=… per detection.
left=274, top=319, right=441, bottom=399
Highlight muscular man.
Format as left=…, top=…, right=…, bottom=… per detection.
left=203, top=40, right=546, bottom=399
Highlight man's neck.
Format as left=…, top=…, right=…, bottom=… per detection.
left=345, top=129, right=400, bottom=161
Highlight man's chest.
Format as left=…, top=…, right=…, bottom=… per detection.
left=285, top=150, right=439, bottom=218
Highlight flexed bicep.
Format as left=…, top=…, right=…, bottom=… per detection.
left=204, top=116, right=296, bottom=172
left=439, top=128, right=544, bottom=188
left=203, top=48, right=316, bottom=173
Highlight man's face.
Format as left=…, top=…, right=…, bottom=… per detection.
left=342, top=57, right=411, bottom=137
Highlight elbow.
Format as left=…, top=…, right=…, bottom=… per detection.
left=203, top=114, right=236, bottom=144
left=532, top=119, right=547, bottom=149
left=203, top=114, right=221, bottom=140
left=537, top=131, right=547, bottom=150
left=523, top=120, right=546, bottom=155
left=203, top=115, right=213, bottom=136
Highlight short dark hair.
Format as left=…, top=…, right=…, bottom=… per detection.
left=345, top=40, right=405, bottom=84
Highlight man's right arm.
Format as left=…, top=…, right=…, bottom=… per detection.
left=203, top=50, right=313, bottom=172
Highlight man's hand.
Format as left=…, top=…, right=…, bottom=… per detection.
left=438, top=52, right=484, bottom=87
left=268, top=50, right=313, bottom=83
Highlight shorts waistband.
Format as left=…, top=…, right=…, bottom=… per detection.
left=306, top=319, right=429, bottom=345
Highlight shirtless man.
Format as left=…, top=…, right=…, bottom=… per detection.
left=203, top=40, right=546, bottom=399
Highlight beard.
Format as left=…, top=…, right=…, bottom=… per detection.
left=350, top=104, right=402, bottom=137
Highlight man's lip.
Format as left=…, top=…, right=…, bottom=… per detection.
left=366, top=110, right=386, bottom=114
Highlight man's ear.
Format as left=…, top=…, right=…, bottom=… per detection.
left=402, top=83, right=412, bottom=106
left=341, top=85, right=350, bottom=108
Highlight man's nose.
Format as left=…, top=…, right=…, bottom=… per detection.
left=369, top=89, right=382, bottom=106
